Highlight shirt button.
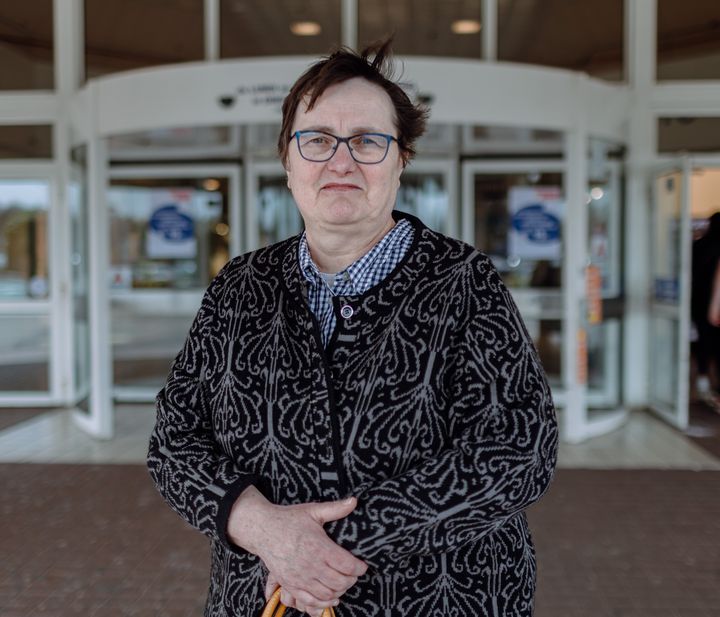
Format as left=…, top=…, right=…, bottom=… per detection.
left=343, top=272, right=350, bottom=281
left=340, top=305, right=354, bottom=319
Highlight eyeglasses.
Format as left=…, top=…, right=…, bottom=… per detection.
left=291, top=130, right=398, bottom=164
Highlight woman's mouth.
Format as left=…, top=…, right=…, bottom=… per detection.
left=321, top=183, right=361, bottom=191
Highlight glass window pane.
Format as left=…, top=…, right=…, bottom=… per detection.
left=108, top=178, right=230, bottom=289
left=524, top=318, right=562, bottom=389
left=110, top=126, right=234, bottom=154
left=650, top=316, right=679, bottom=406
left=221, top=0, right=341, bottom=58
left=85, top=0, right=205, bottom=80
left=0, top=181, right=50, bottom=299
left=473, top=172, right=564, bottom=289
left=395, top=172, right=450, bottom=234
left=658, top=117, right=720, bottom=154
left=0, top=314, right=50, bottom=391
left=0, top=125, right=53, bottom=159
left=70, top=145, right=90, bottom=398
left=587, top=138, right=623, bottom=297
left=113, top=300, right=198, bottom=389
left=0, top=1, right=54, bottom=90
left=109, top=176, right=232, bottom=391
left=358, top=0, right=482, bottom=58
left=498, top=0, right=624, bottom=81
left=587, top=320, right=621, bottom=406
left=257, top=175, right=302, bottom=247
left=657, top=0, right=720, bottom=81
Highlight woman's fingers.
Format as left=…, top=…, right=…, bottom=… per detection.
left=287, top=587, right=339, bottom=616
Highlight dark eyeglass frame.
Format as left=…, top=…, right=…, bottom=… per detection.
left=291, top=130, right=398, bottom=164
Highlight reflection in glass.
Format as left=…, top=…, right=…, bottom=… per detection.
left=396, top=173, right=449, bottom=233
left=0, top=181, right=50, bottom=299
left=109, top=177, right=231, bottom=391
left=257, top=176, right=302, bottom=247
left=109, top=126, right=238, bottom=160
left=587, top=320, right=621, bottom=407
left=473, top=172, right=564, bottom=288
left=108, top=179, right=229, bottom=289
left=587, top=139, right=622, bottom=297
left=650, top=316, right=679, bottom=407
left=70, top=146, right=91, bottom=400
left=0, top=314, right=50, bottom=391
left=524, top=318, right=562, bottom=389
left=652, top=171, right=682, bottom=303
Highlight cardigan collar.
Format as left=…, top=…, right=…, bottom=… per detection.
left=280, top=211, right=435, bottom=313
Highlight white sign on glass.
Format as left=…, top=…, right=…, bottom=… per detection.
left=508, top=186, right=564, bottom=261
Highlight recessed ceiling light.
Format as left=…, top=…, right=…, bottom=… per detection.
left=451, top=19, right=482, bottom=34
left=203, top=178, right=221, bottom=191
left=290, top=21, right=322, bottom=36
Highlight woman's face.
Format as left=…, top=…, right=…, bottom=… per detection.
left=286, top=77, right=404, bottom=237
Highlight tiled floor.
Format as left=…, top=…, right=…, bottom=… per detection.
left=0, top=405, right=719, bottom=616
left=1, top=405, right=719, bottom=469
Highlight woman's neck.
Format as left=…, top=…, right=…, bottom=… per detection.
left=305, top=217, right=395, bottom=273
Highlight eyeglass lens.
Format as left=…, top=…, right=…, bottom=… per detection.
left=296, top=132, right=391, bottom=163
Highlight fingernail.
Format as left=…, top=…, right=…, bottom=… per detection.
left=345, top=496, right=354, bottom=503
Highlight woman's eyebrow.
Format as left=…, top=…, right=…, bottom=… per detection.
left=297, top=125, right=386, bottom=135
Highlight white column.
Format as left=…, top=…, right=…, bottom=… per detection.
left=73, top=86, right=113, bottom=439
left=205, top=0, right=220, bottom=61
left=482, top=0, right=497, bottom=61
left=53, top=0, right=85, bottom=404
left=562, top=119, right=589, bottom=443
left=623, top=0, right=656, bottom=408
left=341, top=0, right=358, bottom=50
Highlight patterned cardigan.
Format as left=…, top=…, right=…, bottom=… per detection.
left=147, top=211, right=559, bottom=617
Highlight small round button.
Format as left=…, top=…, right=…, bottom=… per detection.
left=340, top=305, right=354, bottom=319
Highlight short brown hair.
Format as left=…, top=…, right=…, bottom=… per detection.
left=278, top=39, right=428, bottom=167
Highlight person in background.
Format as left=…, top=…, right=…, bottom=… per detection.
left=147, top=39, right=558, bottom=617
left=691, top=211, right=720, bottom=409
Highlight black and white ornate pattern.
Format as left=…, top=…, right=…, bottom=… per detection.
left=147, top=211, right=558, bottom=617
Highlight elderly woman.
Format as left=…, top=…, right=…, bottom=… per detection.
left=148, top=40, right=558, bottom=617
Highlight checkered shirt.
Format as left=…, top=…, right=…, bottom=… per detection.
left=298, top=218, right=414, bottom=347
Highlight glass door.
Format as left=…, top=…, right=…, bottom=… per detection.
left=0, top=169, right=54, bottom=404
left=586, top=147, right=623, bottom=410
left=648, top=160, right=692, bottom=429
left=69, top=147, right=91, bottom=405
left=462, top=161, right=566, bottom=396
left=108, top=165, right=241, bottom=401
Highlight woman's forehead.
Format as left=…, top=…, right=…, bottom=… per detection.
left=294, top=78, right=397, bottom=130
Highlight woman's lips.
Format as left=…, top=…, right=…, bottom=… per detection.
left=321, top=183, right=361, bottom=191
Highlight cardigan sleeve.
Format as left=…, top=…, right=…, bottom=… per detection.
left=146, top=262, right=267, bottom=552
left=327, top=260, right=559, bottom=570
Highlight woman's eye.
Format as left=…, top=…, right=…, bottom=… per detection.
left=356, top=135, right=381, bottom=147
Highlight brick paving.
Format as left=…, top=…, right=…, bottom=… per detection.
left=0, top=464, right=718, bottom=617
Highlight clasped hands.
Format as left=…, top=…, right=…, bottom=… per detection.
left=227, top=486, right=368, bottom=617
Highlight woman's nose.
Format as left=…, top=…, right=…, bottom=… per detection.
left=326, top=141, right=355, bottom=172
